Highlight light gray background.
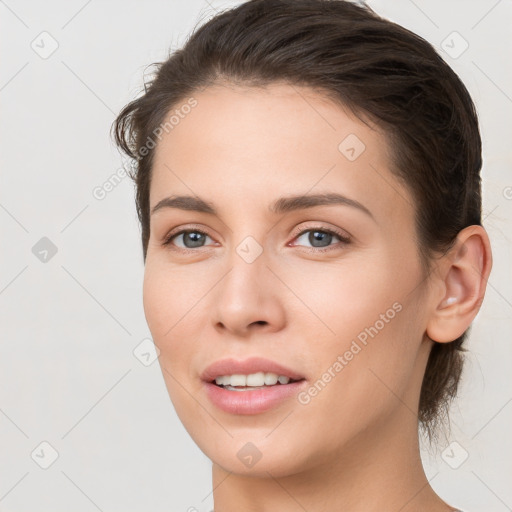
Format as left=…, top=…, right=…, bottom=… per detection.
left=1, top=1, right=511, bottom=511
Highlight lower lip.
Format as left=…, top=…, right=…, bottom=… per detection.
left=203, top=380, right=307, bottom=415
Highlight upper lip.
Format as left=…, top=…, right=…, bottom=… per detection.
left=201, top=356, right=306, bottom=382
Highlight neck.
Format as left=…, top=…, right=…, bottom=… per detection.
left=211, top=408, right=453, bottom=512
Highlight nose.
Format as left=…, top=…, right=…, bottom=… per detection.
left=211, top=246, right=286, bottom=338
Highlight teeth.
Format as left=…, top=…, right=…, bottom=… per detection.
left=264, top=373, right=278, bottom=385
left=214, top=372, right=294, bottom=387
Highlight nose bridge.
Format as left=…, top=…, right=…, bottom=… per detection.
left=211, top=228, right=284, bottom=332
left=221, top=232, right=268, bottom=303
left=219, top=208, right=271, bottom=277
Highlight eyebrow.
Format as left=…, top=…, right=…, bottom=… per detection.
left=150, top=192, right=374, bottom=219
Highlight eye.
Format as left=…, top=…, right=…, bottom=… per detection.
left=290, top=225, right=351, bottom=252
left=162, top=227, right=215, bottom=250
left=161, top=224, right=351, bottom=253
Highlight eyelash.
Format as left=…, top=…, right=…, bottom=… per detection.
left=162, top=224, right=351, bottom=254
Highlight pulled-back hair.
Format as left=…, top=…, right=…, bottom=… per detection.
left=111, top=0, right=483, bottom=444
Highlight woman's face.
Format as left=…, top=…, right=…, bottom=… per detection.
left=144, top=82, right=433, bottom=476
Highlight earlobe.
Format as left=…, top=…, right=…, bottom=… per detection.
left=426, top=225, right=493, bottom=343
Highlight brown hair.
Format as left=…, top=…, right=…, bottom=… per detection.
left=111, top=0, right=482, bottom=444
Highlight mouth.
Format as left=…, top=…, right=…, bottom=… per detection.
left=200, top=357, right=307, bottom=413
left=203, top=376, right=308, bottom=415
left=209, top=377, right=306, bottom=391
left=200, top=356, right=306, bottom=383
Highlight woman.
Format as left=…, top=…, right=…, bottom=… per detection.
left=111, top=1, right=492, bottom=510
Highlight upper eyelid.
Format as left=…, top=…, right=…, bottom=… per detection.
left=165, top=224, right=345, bottom=238
left=291, top=223, right=350, bottom=240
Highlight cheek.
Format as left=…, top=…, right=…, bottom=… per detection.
left=142, top=263, right=172, bottom=342
left=142, top=261, right=201, bottom=378
left=142, top=262, right=206, bottom=416
left=288, top=254, right=401, bottom=343
left=294, top=253, right=421, bottom=409
left=142, top=258, right=203, bottom=342
left=292, top=308, right=419, bottom=462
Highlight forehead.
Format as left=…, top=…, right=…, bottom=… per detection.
left=150, top=82, right=413, bottom=223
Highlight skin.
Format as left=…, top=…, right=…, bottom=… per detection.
left=143, top=82, right=492, bottom=511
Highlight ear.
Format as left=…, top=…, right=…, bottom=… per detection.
left=426, top=225, right=493, bottom=343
